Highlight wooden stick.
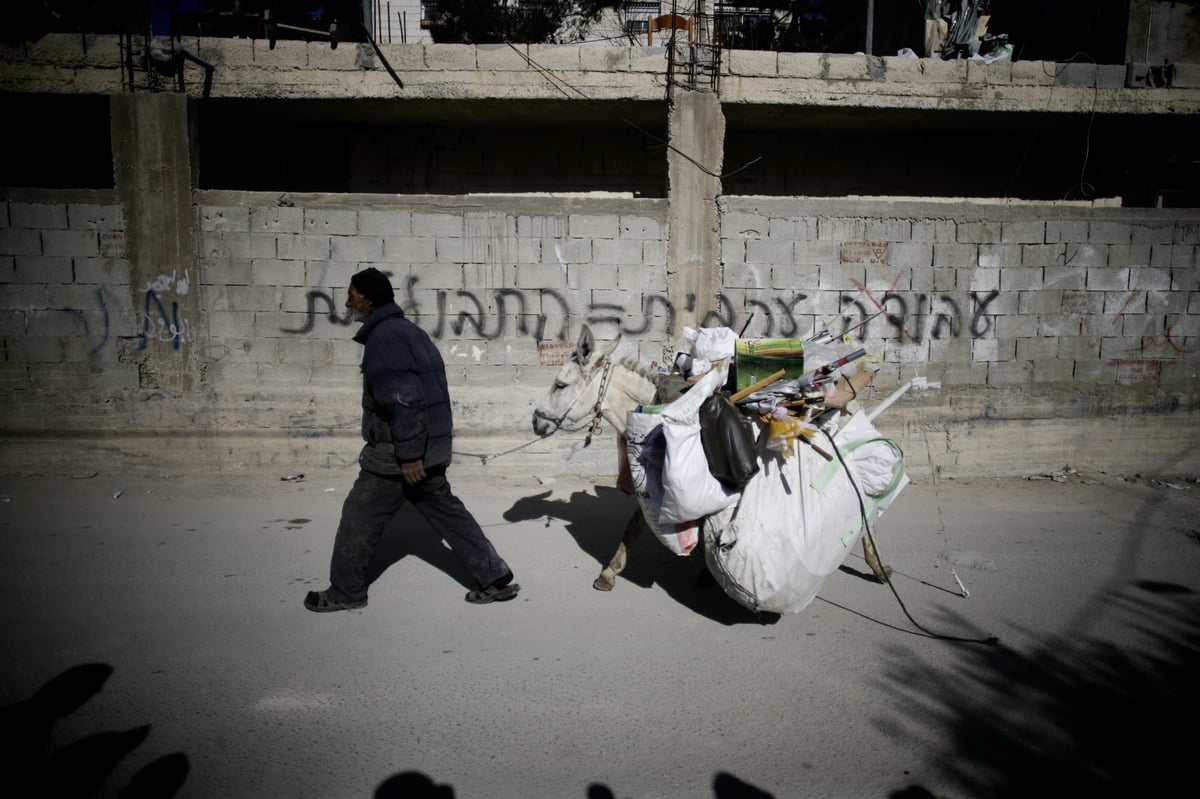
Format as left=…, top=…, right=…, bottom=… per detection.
left=729, top=368, right=787, bottom=403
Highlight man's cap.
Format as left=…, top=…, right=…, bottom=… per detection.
left=350, top=267, right=394, bottom=306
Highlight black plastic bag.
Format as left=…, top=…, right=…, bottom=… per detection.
left=699, top=392, right=760, bottom=491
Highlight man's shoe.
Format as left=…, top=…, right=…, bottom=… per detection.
left=304, top=589, right=367, bottom=612
left=465, top=583, right=520, bottom=604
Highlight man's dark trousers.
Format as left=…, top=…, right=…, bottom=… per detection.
left=327, top=467, right=511, bottom=603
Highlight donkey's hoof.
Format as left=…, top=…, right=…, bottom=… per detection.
left=593, top=575, right=615, bottom=592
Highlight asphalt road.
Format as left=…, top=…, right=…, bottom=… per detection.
left=1, top=465, right=1197, bottom=799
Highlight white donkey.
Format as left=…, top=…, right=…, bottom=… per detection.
left=532, top=325, right=891, bottom=593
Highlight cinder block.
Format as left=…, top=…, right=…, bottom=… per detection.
left=966, top=267, right=1001, bottom=292
left=620, top=263, right=667, bottom=293
left=526, top=44, right=580, bottom=72
left=412, top=213, right=464, bottom=238
left=1089, top=221, right=1132, bottom=244
left=200, top=206, right=250, bottom=232
left=515, top=263, right=568, bottom=289
left=569, top=215, right=619, bottom=239
left=15, top=255, right=73, bottom=284
left=1030, top=358, right=1075, bottom=382
left=67, top=204, right=123, bottom=230
left=776, top=52, right=823, bottom=78
left=579, top=47, right=631, bottom=73
left=864, top=218, right=911, bottom=241
left=0, top=228, right=43, bottom=256
left=251, top=207, right=304, bottom=233
left=726, top=50, right=777, bottom=77
left=912, top=218, right=956, bottom=243
left=592, top=237, right=643, bottom=266
left=1145, top=289, right=1187, bottom=315
left=817, top=264, right=864, bottom=292
left=1018, top=288, right=1065, bottom=314
left=1085, top=267, right=1130, bottom=291
left=1106, top=244, right=1152, bottom=269
left=995, top=315, right=1040, bottom=339
left=987, top=361, right=1033, bottom=386
left=641, top=239, right=666, bottom=266
left=304, top=209, right=357, bottom=235
left=1046, top=219, right=1090, bottom=243
left=1130, top=223, right=1176, bottom=245
left=423, top=44, right=478, bottom=70
left=931, top=241, right=979, bottom=268
left=477, top=44, right=529, bottom=71
left=629, top=47, right=669, bottom=73
left=330, top=235, right=384, bottom=263
left=1038, top=315, right=1083, bottom=337
left=10, top=203, right=67, bottom=230
left=722, top=212, right=767, bottom=239
left=745, top=238, right=795, bottom=266
left=793, top=240, right=838, bottom=264
left=957, top=220, right=1002, bottom=244
left=541, top=238, right=591, bottom=265
left=359, top=210, right=411, bottom=237
left=1000, top=220, right=1045, bottom=244
left=818, top=217, right=867, bottom=242
left=1044, top=266, right=1087, bottom=291
left=252, top=259, right=308, bottom=287
left=978, top=243, right=1021, bottom=268
left=567, top=263, right=618, bottom=291
left=433, top=238, right=467, bottom=264
left=1020, top=244, right=1065, bottom=268
left=1000, top=266, right=1043, bottom=291
left=42, top=230, right=98, bottom=258
left=1055, top=62, right=1096, bottom=87
left=1063, top=243, right=1107, bottom=267
left=384, top=236, right=436, bottom=263
left=619, top=215, right=662, bottom=240
left=276, top=233, right=330, bottom=261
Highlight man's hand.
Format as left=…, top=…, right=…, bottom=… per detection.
left=400, top=459, right=426, bottom=485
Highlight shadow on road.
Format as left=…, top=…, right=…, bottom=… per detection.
left=504, top=485, right=778, bottom=625
left=374, top=768, right=778, bottom=797
left=878, top=578, right=1200, bottom=797
left=0, top=662, right=188, bottom=798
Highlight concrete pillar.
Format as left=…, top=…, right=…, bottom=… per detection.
left=110, top=92, right=204, bottom=395
left=665, top=89, right=724, bottom=346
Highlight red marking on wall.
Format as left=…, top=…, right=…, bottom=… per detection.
left=538, top=341, right=576, bottom=367
left=1110, top=359, right=1163, bottom=385
left=840, top=242, right=890, bottom=266
left=100, top=231, right=126, bottom=259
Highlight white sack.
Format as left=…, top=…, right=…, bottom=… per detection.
left=658, top=365, right=740, bottom=524
left=624, top=409, right=697, bottom=555
left=703, top=411, right=907, bottom=614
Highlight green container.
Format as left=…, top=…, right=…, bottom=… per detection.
left=734, top=339, right=805, bottom=391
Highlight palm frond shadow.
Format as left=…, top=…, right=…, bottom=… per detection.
left=878, top=580, right=1200, bottom=798
left=0, top=663, right=189, bottom=798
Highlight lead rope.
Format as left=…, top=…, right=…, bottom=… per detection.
left=453, top=359, right=614, bottom=464
left=822, top=428, right=999, bottom=646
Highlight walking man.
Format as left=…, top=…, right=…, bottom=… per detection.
left=304, top=268, right=520, bottom=611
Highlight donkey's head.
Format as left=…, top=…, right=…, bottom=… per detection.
left=532, top=325, right=622, bottom=438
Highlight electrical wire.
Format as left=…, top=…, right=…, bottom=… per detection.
left=502, top=42, right=763, bottom=181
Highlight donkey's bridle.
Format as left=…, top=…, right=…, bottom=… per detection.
left=535, top=358, right=615, bottom=445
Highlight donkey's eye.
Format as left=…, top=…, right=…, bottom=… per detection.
left=553, top=380, right=568, bottom=390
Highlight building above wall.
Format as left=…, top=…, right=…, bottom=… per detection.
left=2, top=34, right=1199, bottom=117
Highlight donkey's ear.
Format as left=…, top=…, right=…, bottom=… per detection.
left=574, top=325, right=594, bottom=362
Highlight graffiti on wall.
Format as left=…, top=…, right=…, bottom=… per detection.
left=280, top=275, right=1002, bottom=346
left=63, top=271, right=193, bottom=353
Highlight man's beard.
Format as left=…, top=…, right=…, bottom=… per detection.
left=351, top=307, right=371, bottom=323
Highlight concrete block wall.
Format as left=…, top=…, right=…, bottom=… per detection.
left=721, top=197, right=1200, bottom=476
left=2, top=189, right=1198, bottom=479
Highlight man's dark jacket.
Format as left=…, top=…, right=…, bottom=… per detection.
left=354, top=303, right=454, bottom=475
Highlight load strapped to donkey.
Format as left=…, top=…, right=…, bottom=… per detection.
left=623, top=326, right=938, bottom=615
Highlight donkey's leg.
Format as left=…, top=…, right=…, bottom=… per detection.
left=594, top=506, right=645, bottom=591
left=862, top=527, right=892, bottom=582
